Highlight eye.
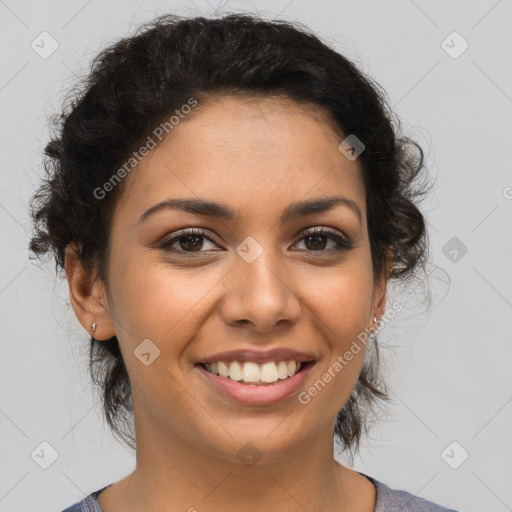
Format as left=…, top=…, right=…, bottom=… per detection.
left=158, top=226, right=354, bottom=256
left=292, top=227, right=354, bottom=253
left=158, top=228, right=219, bottom=255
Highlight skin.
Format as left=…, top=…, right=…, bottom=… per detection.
left=65, top=95, right=391, bottom=512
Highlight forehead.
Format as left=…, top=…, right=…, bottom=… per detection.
left=116, top=94, right=366, bottom=223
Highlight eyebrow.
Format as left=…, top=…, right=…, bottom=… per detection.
left=137, top=195, right=363, bottom=226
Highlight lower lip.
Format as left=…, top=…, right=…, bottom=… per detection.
left=195, top=362, right=315, bottom=405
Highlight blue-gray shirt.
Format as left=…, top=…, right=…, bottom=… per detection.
left=60, top=472, right=459, bottom=511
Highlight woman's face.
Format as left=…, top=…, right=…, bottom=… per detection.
left=94, top=95, right=387, bottom=463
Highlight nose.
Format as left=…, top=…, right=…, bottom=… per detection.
left=220, top=246, right=302, bottom=333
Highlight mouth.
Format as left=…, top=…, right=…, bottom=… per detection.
left=196, top=360, right=315, bottom=386
left=194, top=360, right=316, bottom=405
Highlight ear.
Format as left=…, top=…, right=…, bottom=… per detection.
left=371, top=247, right=393, bottom=323
left=64, top=243, right=116, bottom=340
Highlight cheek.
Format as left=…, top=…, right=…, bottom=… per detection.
left=301, top=261, right=373, bottom=393
left=108, top=248, right=225, bottom=347
left=305, top=260, right=374, bottom=334
left=302, top=271, right=372, bottom=416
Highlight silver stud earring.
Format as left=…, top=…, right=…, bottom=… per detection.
left=91, top=322, right=97, bottom=333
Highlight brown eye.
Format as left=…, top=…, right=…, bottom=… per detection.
left=293, top=227, right=354, bottom=253
left=303, top=233, right=329, bottom=251
left=177, top=234, right=204, bottom=252
left=159, top=228, right=219, bottom=254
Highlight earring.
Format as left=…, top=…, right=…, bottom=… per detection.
left=91, top=322, right=97, bottom=333
left=369, top=316, right=378, bottom=341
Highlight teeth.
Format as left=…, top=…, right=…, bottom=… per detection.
left=277, top=361, right=289, bottom=379
left=228, top=361, right=243, bottom=381
left=203, top=360, right=303, bottom=384
left=261, top=362, right=279, bottom=382
left=243, top=362, right=261, bottom=383
left=217, top=361, right=230, bottom=379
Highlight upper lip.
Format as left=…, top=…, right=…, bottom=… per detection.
left=196, top=348, right=316, bottom=364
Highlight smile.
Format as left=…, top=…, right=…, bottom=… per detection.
left=195, top=361, right=316, bottom=405
left=201, top=360, right=305, bottom=385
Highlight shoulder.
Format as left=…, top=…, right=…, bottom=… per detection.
left=59, top=485, right=110, bottom=512
left=359, top=473, right=460, bottom=512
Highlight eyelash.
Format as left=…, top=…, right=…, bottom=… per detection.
left=158, top=226, right=354, bottom=256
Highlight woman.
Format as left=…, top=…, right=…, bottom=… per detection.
left=29, top=13, right=458, bottom=512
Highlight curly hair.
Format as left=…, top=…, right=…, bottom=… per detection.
left=28, top=12, right=432, bottom=462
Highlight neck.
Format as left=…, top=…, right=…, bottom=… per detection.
left=116, top=423, right=355, bottom=511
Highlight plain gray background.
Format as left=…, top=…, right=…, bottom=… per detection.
left=1, top=1, right=511, bottom=511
